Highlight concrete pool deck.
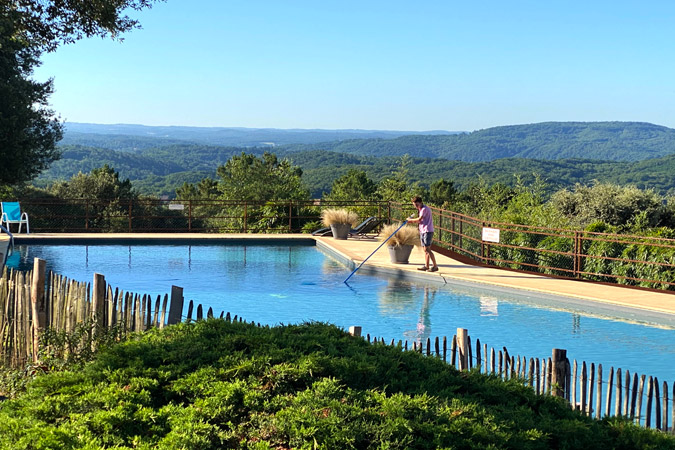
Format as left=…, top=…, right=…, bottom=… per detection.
left=4, top=233, right=675, bottom=317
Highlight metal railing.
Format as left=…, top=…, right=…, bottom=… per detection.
left=11, top=198, right=675, bottom=291
left=389, top=203, right=675, bottom=291
left=13, top=198, right=389, bottom=233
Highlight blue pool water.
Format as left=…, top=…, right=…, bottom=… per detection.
left=6, top=242, right=675, bottom=385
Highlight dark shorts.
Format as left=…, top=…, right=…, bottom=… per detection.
left=420, top=232, right=433, bottom=247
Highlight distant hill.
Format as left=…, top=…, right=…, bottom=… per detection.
left=62, top=123, right=457, bottom=149
left=281, top=122, right=675, bottom=161
left=36, top=145, right=675, bottom=198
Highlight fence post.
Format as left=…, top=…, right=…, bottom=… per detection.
left=457, top=328, right=468, bottom=371
left=573, top=231, right=580, bottom=278
left=167, top=286, right=184, bottom=325
left=30, top=258, right=46, bottom=363
left=289, top=201, right=293, bottom=232
left=93, top=273, right=106, bottom=328
left=128, top=200, right=132, bottom=232
left=551, top=348, right=568, bottom=398
left=188, top=199, right=192, bottom=232
left=244, top=202, right=248, bottom=233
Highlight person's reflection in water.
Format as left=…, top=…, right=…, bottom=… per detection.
left=415, top=287, right=436, bottom=346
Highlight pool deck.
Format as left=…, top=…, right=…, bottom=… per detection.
left=5, top=233, right=675, bottom=316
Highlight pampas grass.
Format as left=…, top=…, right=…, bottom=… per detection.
left=381, top=223, right=419, bottom=247
left=321, top=208, right=360, bottom=227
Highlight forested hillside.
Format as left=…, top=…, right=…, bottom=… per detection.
left=281, top=122, right=675, bottom=161
left=35, top=145, right=675, bottom=198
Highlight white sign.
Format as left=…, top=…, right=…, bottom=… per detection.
left=482, top=227, right=500, bottom=243
left=168, top=203, right=185, bottom=211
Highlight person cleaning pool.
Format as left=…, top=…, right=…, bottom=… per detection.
left=407, top=195, right=439, bottom=272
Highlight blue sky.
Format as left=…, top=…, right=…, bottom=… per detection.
left=34, top=0, right=675, bottom=131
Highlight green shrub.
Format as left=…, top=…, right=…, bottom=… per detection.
left=0, top=320, right=672, bottom=449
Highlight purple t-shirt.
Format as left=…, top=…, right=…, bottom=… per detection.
left=417, top=205, right=434, bottom=233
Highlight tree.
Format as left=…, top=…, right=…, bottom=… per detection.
left=216, top=152, right=310, bottom=202
left=7, top=0, right=164, bottom=53
left=428, top=179, right=457, bottom=207
left=0, top=10, right=63, bottom=185
left=1, top=0, right=162, bottom=186
left=49, top=164, right=135, bottom=200
left=325, top=169, right=377, bottom=201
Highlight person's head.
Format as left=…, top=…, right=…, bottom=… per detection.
left=411, top=196, right=423, bottom=209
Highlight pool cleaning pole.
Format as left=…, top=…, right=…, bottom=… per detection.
left=343, top=220, right=409, bottom=284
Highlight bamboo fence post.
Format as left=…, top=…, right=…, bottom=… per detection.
left=475, top=338, right=481, bottom=370
left=159, top=294, right=168, bottom=329
left=580, top=362, right=587, bottom=415
left=434, top=336, right=439, bottom=357
left=426, top=337, right=431, bottom=356
left=646, top=376, right=654, bottom=428
left=483, top=343, right=488, bottom=374
left=615, top=368, right=622, bottom=417
left=30, top=258, right=46, bottom=363
left=450, top=335, right=457, bottom=367
left=637, top=374, right=646, bottom=425
left=442, top=336, right=447, bottom=362
left=490, top=347, right=495, bottom=375
left=630, top=372, right=638, bottom=419
left=153, top=295, right=160, bottom=327
left=467, top=335, right=472, bottom=369
left=623, top=370, right=630, bottom=417
left=528, top=358, right=535, bottom=388
left=605, top=367, right=615, bottom=418
left=654, top=378, right=661, bottom=430
left=572, top=360, right=578, bottom=408
left=546, top=358, right=552, bottom=395
left=196, top=303, right=203, bottom=320
left=186, top=300, right=194, bottom=322
left=596, top=364, right=603, bottom=419
left=498, top=351, right=503, bottom=378
left=535, top=358, right=541, bottom=395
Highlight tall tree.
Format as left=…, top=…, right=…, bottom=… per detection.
left=0, top=10, right=62, bottom=185
left=325, top=169, right=377, bottom=201
left=216, top=152, right=310, bottom=202
left=0, top=0, right=162, bottom=185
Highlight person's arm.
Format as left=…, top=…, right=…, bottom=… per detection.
left=407, top=210, right=422, bottom=223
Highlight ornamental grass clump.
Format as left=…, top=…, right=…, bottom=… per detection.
left=320, top=208, right=359, bottom=227
left=381, top=222, right=419, bottom=247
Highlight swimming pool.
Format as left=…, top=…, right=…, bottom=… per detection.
left=6, top=241, right=675, bottom=384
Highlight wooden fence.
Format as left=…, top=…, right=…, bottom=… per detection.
left=347, top=326, right=674, bottom=433
left=0, top=258, right=185, bottom=368
left=1, top=259, right=673, bottom=434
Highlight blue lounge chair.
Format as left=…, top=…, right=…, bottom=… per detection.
left=1, top=202, right=30, bottom=234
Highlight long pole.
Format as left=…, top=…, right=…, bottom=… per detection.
left=344, top=220, right=408, bottom=284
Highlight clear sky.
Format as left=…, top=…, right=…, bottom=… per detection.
left=34, top=0, right=675, bottom=131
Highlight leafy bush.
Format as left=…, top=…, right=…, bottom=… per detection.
left=0, top=320, right=672, bottom=449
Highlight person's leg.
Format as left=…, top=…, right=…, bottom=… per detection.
left=424, top=246, right=430, bottom=267
left=428, top=248, right=438, bottom=269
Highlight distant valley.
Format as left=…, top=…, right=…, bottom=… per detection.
left=38, top=121, right=675, bottom=197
